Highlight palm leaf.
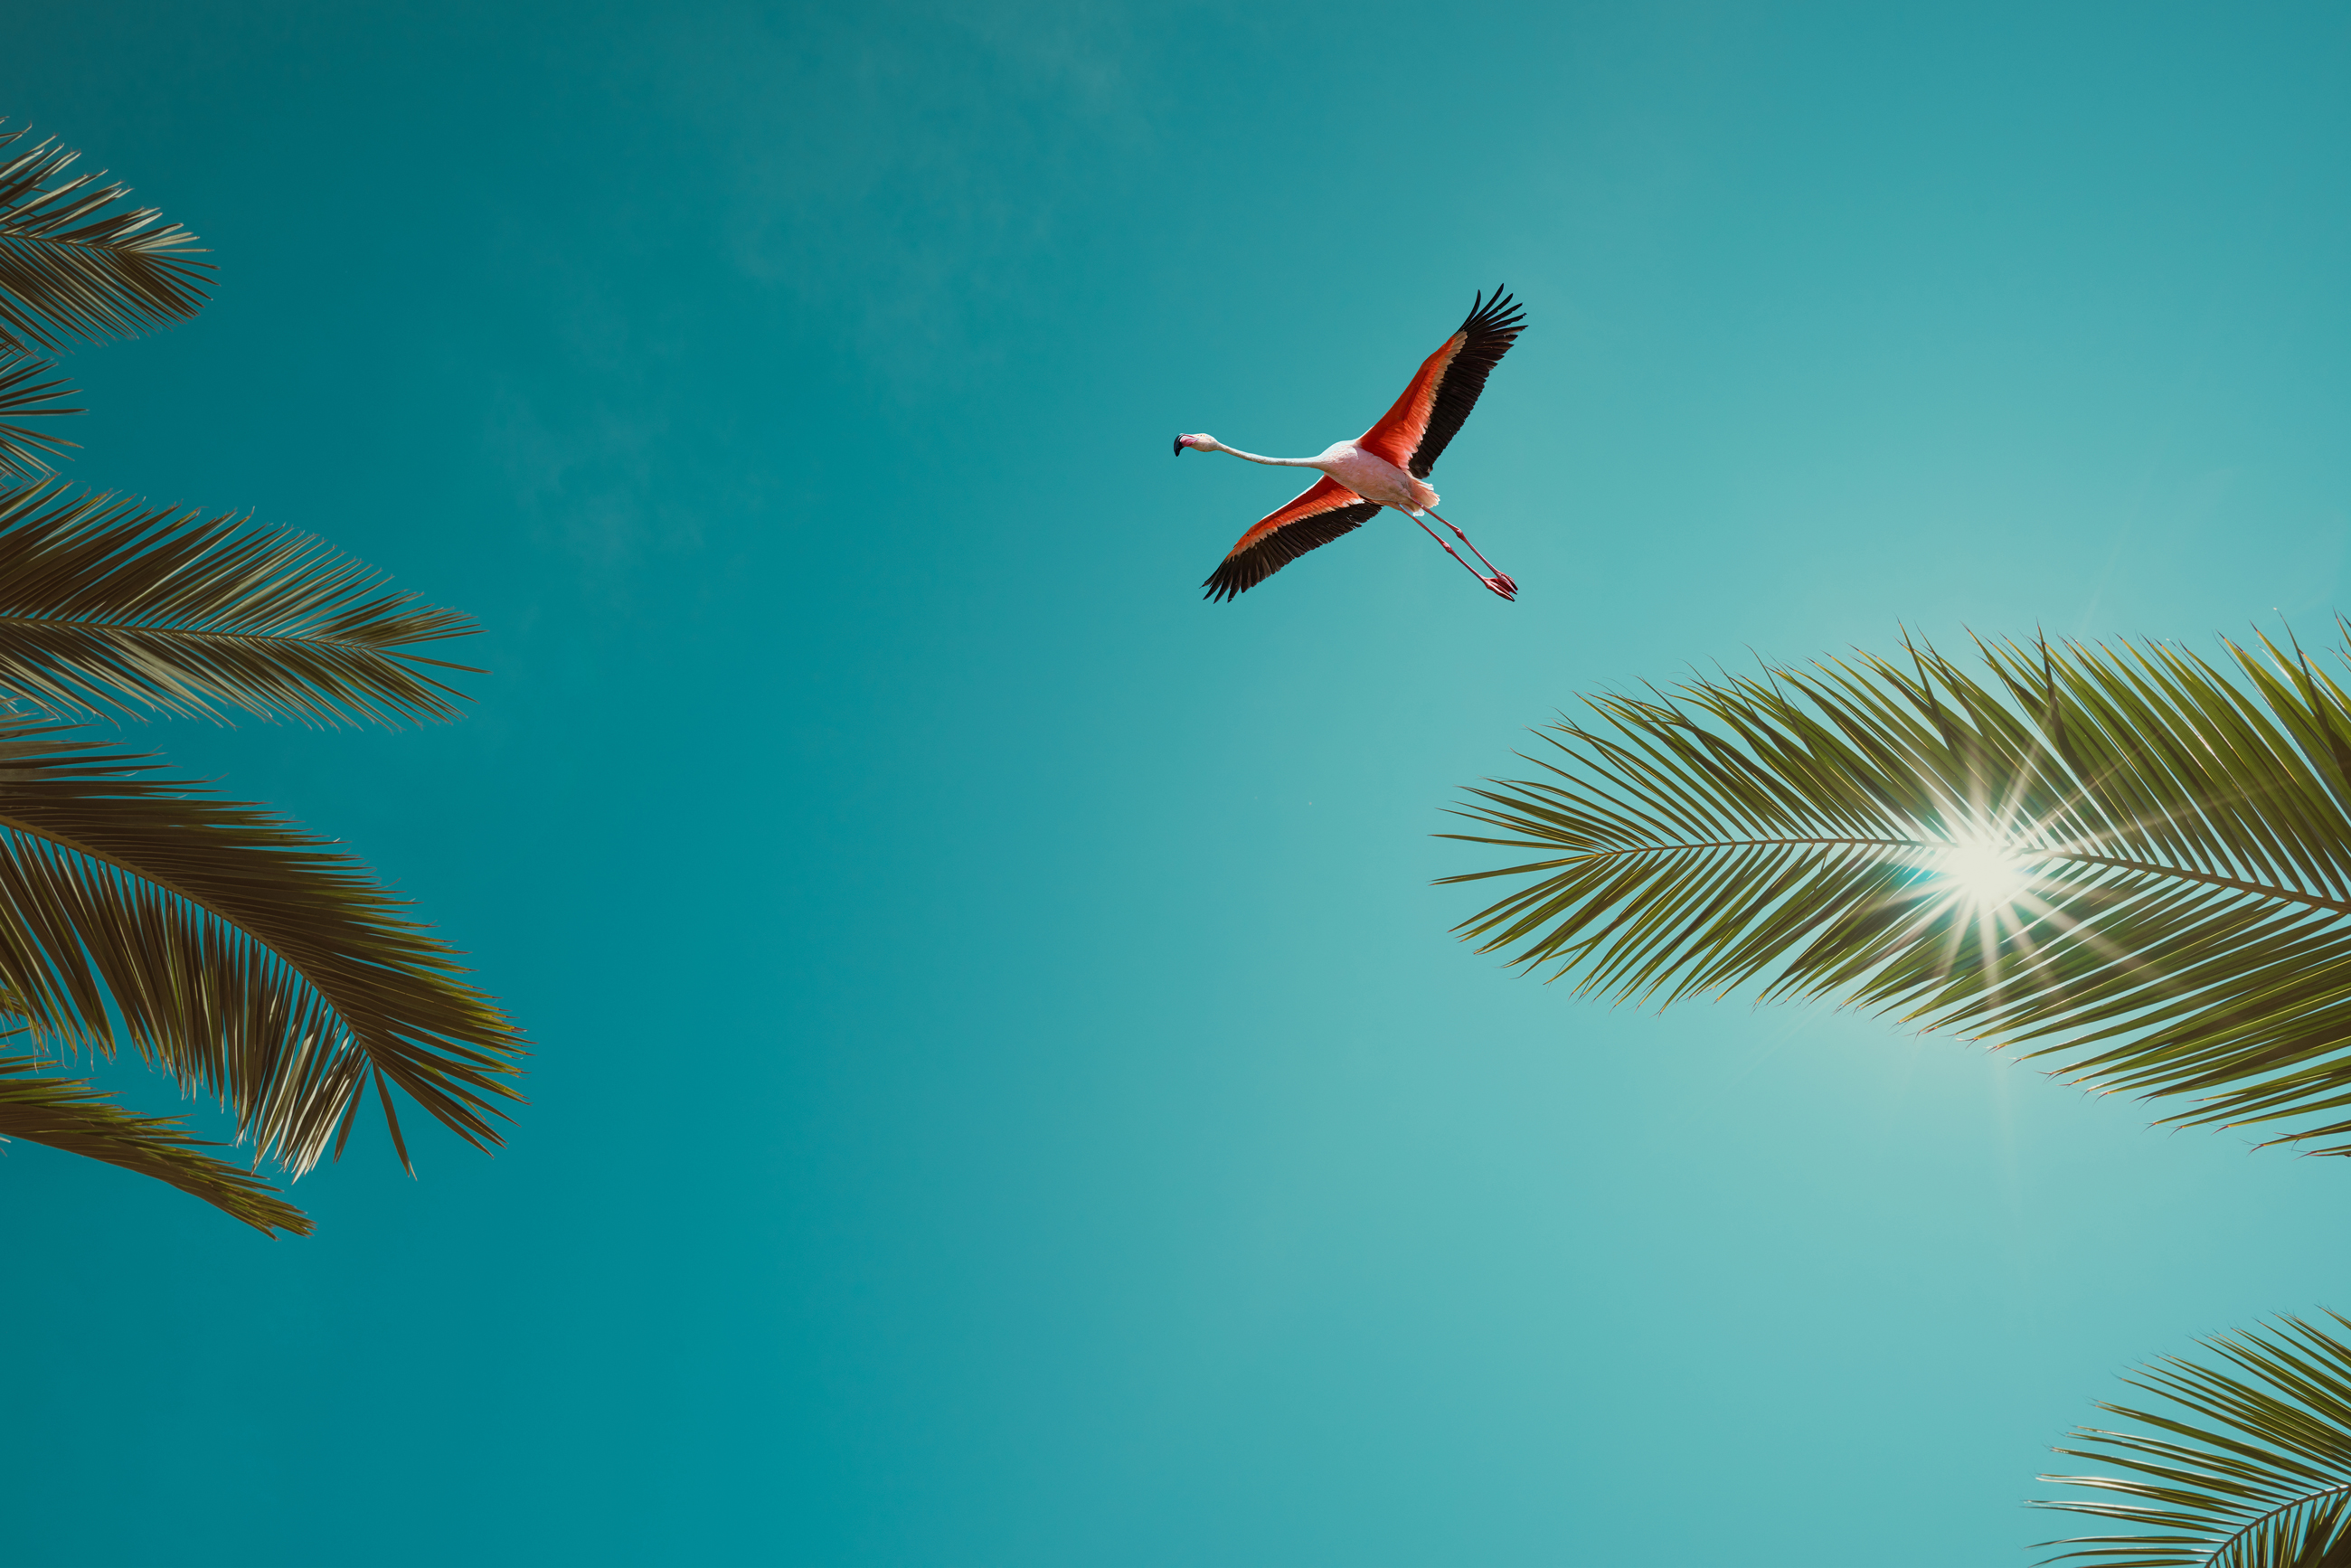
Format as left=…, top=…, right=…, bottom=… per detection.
left=0, top=122, right=210, bottom=353
left=0, top=480, right=479, bottom=726
left=0, top=346, right=80, bottom=477
left=2032, top=1313, right=2351, bottom=1566
left=1440, top=627, right=2351, bottom=1152
left=0, top=1051, right=307, bottom=1235
left=0, top=715, right=524, bottom=1174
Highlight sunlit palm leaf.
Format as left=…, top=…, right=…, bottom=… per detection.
left=0, top=1052, right=307, bottom=1235
left=0, top=123, right=210, bottom=353
left=1440, top=628, right=2351, bottom=1151
left=0, top=346, right=80, bottom=477
left=0, top=716, right=524, bottom=1174
left=2033, top=1314, right=2351, bottom=1566
left=0, top=480, right=479, bottom=725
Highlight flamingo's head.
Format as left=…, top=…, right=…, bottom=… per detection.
left=1174, top=431, right=1214, bottom=456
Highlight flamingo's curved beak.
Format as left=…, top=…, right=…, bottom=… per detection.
left=1172, top=434, right=1185, bottom=456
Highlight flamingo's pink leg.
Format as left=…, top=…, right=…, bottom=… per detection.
left=1423, top=509, right=1515, bottom=598
left=1403, top=511, right=1515, bottom=600
left=1414, top=511, right=1515, bottom=600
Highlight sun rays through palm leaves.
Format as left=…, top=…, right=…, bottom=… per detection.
left=2033, top=1314, right=2351, bottom=1567
left=1440, top=625, right=2351, bottom=1153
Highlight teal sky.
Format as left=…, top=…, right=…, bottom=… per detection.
left=5, top=4, right=2351, bottom=1564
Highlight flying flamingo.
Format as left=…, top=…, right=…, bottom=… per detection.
left=1177, top=288, right=1526, bottom=602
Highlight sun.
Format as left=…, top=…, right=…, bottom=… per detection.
left=1934, top=833, right=2034, bottom=910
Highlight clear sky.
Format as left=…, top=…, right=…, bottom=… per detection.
left=5, top=4, right=2351, bottom=1564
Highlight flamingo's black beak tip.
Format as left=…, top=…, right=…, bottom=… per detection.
left=1172, top=434, right=1185, bottom=456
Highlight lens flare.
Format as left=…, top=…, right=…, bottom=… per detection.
left=1936, top=835, right=2032, bottom=910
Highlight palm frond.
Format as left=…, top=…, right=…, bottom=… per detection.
left=0, top=481, right=479, bottom=726
left=0, top=1052, right=307, bottom=1235
left=0, top=122, right=210, bottom=353
left=1440, top=627, right=2351, bottom=1152
left=0, top=346, right=80, bottom=477
left=2032, top=1314, right=2351, bottom=1566
left=0, top=715, right=524, bottom=1174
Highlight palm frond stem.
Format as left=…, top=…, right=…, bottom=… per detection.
left=0, top=481, right=480, bottom=725
left=2206, top=1485, right=2351, bottom=1566
left=1449, top=836, right=2351, bottom=921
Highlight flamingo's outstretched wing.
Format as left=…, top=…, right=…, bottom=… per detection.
left=1356, top=288, right=1526, bottom=478
left=1203, top=476, right=1381, bottom=601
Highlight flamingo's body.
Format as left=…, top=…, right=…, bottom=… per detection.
left=1178, top=288, right=1525, bottom=601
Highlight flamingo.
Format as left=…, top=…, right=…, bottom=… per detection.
left=1178, top=288, right=1526, bottom=602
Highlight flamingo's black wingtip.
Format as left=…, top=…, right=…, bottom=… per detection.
left=1202, top=563, right=1249, bottom=602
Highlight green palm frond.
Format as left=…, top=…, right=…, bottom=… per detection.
left=2032, top=1314, right=2351, bottom=1566
left=0, top=1052, right=307, bottom=1235
left=0, top=346, right=81, bottom=477
left=0, top=715, right=524, bottom=1175
left=0, top=481, right=479, bottom=725
left=0, top=122, right=210, bottom=353
left=1439, top=627, right=2351, bottom=1152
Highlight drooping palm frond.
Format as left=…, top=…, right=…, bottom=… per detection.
left=0, top=715, right=525, bottom=1174
left=1440, top=627, right=2351, bottom=1152
left=2032, top=1314, right=2351, bottom=1566
left=0, top=1053, right=307, bottom=1235
left=0, top=123, right=210, bottom=354
left=0, top=481, right=479, bottom=725
left=0, top=346, right=80, bottom=477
